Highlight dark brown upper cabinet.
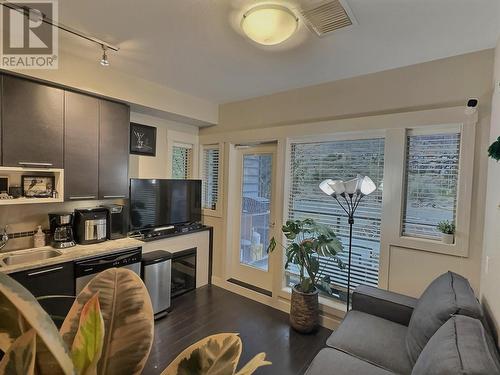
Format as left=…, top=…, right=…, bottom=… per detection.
left=64, top=91, right=99, bottom=201
left=99, top=100, right=130, bottom=199
left=2, top=75, right=64, bottom=168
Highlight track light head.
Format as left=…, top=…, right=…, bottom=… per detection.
left=100, top=45, right=109, bottom=66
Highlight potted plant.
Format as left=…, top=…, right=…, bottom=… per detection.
left=267, top=219, right=344, bottom=333
left=437, top=220, right=455, bottom=244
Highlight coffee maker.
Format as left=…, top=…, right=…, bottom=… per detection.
left=49, top=212, right=76, bottom=249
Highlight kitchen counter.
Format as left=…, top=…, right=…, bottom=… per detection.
left=0, top=237, right=144, bottom=274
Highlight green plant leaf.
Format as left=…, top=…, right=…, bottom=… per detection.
left=266, top=237, right=276, bottom=253
left=162, top=333, right=242, bottom=375
left=60, top=268, right=154, bottom=375
left=0, top=329, right=36, bottom=375
left=0, top=272, right=74, bottom=375
left=71, top=293, right=104, bottom=375
left=488, top=136, right=500, bottom=161
left=235, top=352, right=271, bottom=375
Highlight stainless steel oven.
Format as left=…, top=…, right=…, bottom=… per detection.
left=75, top=248, right=142, bottom=294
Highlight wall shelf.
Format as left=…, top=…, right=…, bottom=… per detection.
left=0, top=167, right=64, bottom=206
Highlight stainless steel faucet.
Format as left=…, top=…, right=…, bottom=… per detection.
left=0, top=226, right=9, bottom=250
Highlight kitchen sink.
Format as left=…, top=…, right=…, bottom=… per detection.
left=1, top=249, right=62, bottom=266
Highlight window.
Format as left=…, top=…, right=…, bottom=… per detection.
left=172, top=143, right=193, bottom=179
left=201, top=145, right=220, bottom=211
left=402, top=131, right=460, bottom=239
left=287, top=138, right=385, bottom=298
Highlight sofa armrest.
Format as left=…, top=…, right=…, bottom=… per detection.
left=352, top=285, right=418, bottom=326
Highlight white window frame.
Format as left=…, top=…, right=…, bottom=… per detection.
left=381, top=121, right=476, bottom=258
left=200, top=143, right=223, bottom=217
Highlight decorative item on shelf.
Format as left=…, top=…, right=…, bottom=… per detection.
left=437, top=220, right=455, bottom=245
left=130, top=123, right=157, bottom=156
left=488, top=136, right=500, bottom=161
left=267, top=219, right=344, bottom=333
left=21, top=175, right=55, bottom=198
left=319, top=175, right=378, bottom=311
left=8, top=185, right=22, bottom=198
left=33, top=225, right=46, bottom=248
left=0, top=192, right=13, bottom=200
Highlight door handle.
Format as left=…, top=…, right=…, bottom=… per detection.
left=103, top=195, right=126, bottom=199
left=19, top=162, right=53, bottom=168
left=69, top=196, right=96, bottom=200
left=28, top=266, right=63, bottom=276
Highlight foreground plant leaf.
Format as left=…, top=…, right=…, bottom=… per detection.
left=0, top=294, right=23, bottom=353
left=163, top=333, right=242, bottom=375
left=60, top=268, right=154, bottom=375
left=0, top=329, right=36, bottom=375
left=0, top=272, right=73, bottom=374
left=235, top=352, right=271, bottom=375
left=71, top=293, right=104, bottom=375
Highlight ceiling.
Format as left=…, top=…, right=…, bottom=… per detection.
left=58, top=0, right=500, bottom=104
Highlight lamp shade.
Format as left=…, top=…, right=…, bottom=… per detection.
left=241, top=5, right=298, bottom=46
left=329, top=180, right=345, bottom=195
left=319, top=179, right=335, bottom=196
left=360, top=176, right=377, bottom=195
left=344, top=178, right=359, bottom=195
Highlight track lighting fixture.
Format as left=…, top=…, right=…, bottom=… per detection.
left=100, top=45, right=110, bottom=67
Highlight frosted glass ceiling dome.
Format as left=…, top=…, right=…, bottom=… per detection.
left=241, top=5, right=299, bottom=46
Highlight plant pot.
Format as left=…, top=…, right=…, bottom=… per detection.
left=290, top=285, right=319, bottom=333
left=442, top=233, right=454, bottom=245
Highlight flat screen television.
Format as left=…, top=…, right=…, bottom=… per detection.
left=129, top=179, right=201, bottom=231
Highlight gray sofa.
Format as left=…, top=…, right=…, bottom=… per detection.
left=305, top=272, right=500, bottom=375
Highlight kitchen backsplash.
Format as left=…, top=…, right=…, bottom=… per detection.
left=0, top=199, right=124, bottom=251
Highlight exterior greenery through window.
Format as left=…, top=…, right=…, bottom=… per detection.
left=287, top=138, right=385, bottom=300
left=202, top=146, right=220, bottom=210
left=172, top=144, right=193, bottom=179
left=402, top=132, right=460, bottom=239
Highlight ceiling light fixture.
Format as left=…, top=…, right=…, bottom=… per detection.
left=100, top=45, right=110, bottom=67
left=241, top=4, right=298, bottom=46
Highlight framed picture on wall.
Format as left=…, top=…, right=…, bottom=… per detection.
left=130, top=123, right=157, bottom=156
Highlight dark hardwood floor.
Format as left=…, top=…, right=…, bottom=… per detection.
left=144, top=285, right=331, bottom=375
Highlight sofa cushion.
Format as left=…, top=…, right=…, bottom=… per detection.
left=406, top=272, right=483, bottom=364
left=326, top=310, right=412, bottom=374
left=412, top=315, right=500, bottom=375
left=305, top=348, right=395, bottom=375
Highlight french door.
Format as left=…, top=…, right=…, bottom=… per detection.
left=229, top=144, right=277, bottom=293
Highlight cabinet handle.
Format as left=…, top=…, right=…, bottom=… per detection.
left=69, top=196, right=96, bottom=200
left=18, top=162, right=53, bottom=167
left=103, top=195, right=126, bottom=199
left=28, top=266, right=64, bottom=276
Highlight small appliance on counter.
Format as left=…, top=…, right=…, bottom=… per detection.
left=100, top=204, right=128, bottom=240
left=49, top=212, right=76, bottom=249
left=73, top=208, right=108, bottom=245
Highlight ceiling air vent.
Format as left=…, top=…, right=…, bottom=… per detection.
left=299, top=0, right=356, bottom=37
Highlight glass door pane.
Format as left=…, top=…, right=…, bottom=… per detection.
left=239, top=153, right=273, bottom=271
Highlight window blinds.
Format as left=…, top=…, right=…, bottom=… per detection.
left=287, top=138, right=385, bottom=291
left=202, top=146, right=220, bottom=210
left=402, top=132, right=461, bottom=239
left=172, top=144, right=193, bottom=179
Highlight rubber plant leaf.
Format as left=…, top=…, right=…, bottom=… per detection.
left=0, top=272, right=74, bottom=375
left=488, top=136, right=500, bottom=161
left=71, top=293, right=104, bottom=375
left=0, top=329, right=36, bottom=375
left=0, top=293, right=23, bottom=353
left=60, top=268, right=154, bottom=375
left=162, top=333, right=269, bottom=375
left=235, top=353, right=271, bottom=375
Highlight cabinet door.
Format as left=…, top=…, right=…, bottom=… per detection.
left=2, top=76, right=64, bottom=168
left=64, top=92, right=99, bottom=201
left=99, top=100, right=130, bottom=199
left=10, top=262, right=75, bottom=326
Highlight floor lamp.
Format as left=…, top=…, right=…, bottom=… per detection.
left=319, top=175, right=377, bottom=310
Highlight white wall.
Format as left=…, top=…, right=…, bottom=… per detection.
left=481, top=38, right=500, bottom=343
left=201, top=50, right=494, bottom=327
